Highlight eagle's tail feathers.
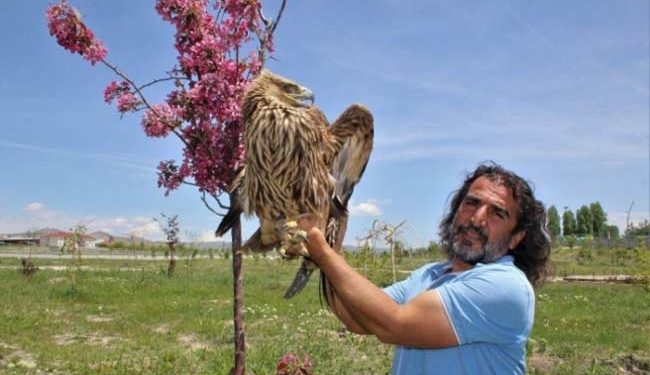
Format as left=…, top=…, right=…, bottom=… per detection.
left=215, top=205, right=241, bottom=237
left=215, top=169, right=245, bottom=237
left=283, top=259, right=316, bottom=299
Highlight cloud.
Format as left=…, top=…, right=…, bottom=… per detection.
left=91, top=216, right=162, bottom=238
left=129, top=220, right=162, bottom=238
left=349, top=199, right=383, bottom=217
left=25, top=202, right=45, bottom=213
left=196, top=230, right=224, bottom=242
left=0, top=140, right=156, bottom=174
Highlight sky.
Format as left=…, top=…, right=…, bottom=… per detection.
left=0, top=0, right=648, bottom=247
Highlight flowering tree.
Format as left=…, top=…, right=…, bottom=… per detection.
left=46, top=1, right=286, bottom=373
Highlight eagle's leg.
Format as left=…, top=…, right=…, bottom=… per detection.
left=260, top=219, right=279, bottom=246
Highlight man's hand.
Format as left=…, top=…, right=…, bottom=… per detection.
left=297, top=215, right=331, bottom=263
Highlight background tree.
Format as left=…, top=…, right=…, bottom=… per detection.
left=607, top=225, right=620, bottom=240
left=626, top=220, right=650, bottom=237
left=576, top=205, right=593, bottom=236
left=156, top=213, right=180, bottom=277
left=562, top=209, right=577, bottom=237
left=46, top=1, right=287, bottom=373
left=589, top=202, right=607, bottom=237
left=61, top=224, right=87, bottom=294
left=357, top=220, right=406, bottom=283
left=547, top=205, right=561, bottom=240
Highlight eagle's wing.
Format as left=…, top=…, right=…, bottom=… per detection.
left=283, top=104, right=374, bottom=300
left=214, top=173, right=272, bottom=252
left=327, top=104, right=374, bottom=216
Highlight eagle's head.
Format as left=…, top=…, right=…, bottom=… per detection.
left=250, top=70, right=315, bottom=108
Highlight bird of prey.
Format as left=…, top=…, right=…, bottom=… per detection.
left=216, top=70, right=373, bottom=299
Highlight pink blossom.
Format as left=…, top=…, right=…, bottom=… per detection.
left=142, top=103, right=180, bottom=138
left=103, top=81, right=121, bottom=103
left=157, top=160, right=183, bottom=195
left=46, top=2, right=107, bottom=65
left=104, top=81, right=139, bottom=112
left=117, top=92, right=139, bottom=113
left=275, top=352, right=313, bottom=375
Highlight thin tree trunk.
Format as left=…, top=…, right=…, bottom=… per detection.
left=230, top=193, right=245, bottom=375
left=167, top=244, right=176, bottom=277
left=390, top=242, right=397, bottom=283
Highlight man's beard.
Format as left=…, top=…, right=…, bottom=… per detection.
left=448, top=222, right=510, bottom=265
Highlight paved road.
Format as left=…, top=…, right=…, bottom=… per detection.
left=0, top=252, right=213, bottom=261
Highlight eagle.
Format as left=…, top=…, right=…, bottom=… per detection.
left=216, top=70, right=374, bottom=299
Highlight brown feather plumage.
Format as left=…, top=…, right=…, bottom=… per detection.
left=217, top=70, right=374, bottom=298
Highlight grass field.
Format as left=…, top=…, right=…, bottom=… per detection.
left=0, top=249, right=648, bottom=374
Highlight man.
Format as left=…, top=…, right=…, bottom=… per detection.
left=299, top=163, right=551, bottom=374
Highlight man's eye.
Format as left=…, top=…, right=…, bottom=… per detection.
left=465, top=199, right=479, bottom=206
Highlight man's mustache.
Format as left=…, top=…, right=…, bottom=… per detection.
left=455, top=223, right=488, bottom=244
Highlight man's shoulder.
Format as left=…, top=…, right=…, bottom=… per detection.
left=411, top=260, right=451, bottom=278
left=459, top=257, right=532, bottom=292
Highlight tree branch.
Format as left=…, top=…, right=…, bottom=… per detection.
left=138, top=76, right=189, bottom=91
left=100, top=59, right=192, bottom=149
left=214, top=194, right=230, bottom=210
left=270, top=0, right=287, bottom=34
left=201, top=192, right=225, bottom=217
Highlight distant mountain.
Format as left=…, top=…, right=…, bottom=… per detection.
left=181, top=241, right=230, bottom=249
left=88, top=231, right=113, bottom=241
left=37, top=228, right=62, bottom=235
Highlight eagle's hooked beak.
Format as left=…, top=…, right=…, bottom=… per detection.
left=294, top=88, right=315, bottom=107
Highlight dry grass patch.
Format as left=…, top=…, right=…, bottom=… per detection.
left=53, top=332, right=128, bottom=346
left=177, top=333, right=210, bottom=351
left=86, top=314, right=114, bottom=323
left=0, top=342, right=37, bottom=369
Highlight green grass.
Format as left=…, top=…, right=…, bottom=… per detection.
left=0, top=258, right=392, bottom=374
left=0, top=249, right=648, bottom=374
left=530, top=282, right=650, bottom=374
left=550, top=246, right=647, bottom=277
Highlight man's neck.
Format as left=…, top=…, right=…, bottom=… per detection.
left=450, top=258, right=474, bottom=273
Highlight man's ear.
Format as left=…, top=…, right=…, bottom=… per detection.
left=509, top=231, right=526, bottom=250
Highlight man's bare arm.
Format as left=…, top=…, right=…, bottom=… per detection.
left=323, top=284, right=370, bottom=334
left=306, top=228, right=458, bottom=348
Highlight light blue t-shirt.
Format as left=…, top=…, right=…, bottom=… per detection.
left=383, top=255, right=534, bottom=375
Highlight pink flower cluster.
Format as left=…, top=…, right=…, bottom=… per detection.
left=104, top=81, right=139, bottom=113
left=46, top=2, right=107, bottom=65
left=157, top=160, right=185, bottom=195
left=275, top=352, right=313, bottom=375
left=48, top=0, right=276, bottom=196
left=142, top=103, right=180, bottom=137
left=150, top=0, right=270, bottom=193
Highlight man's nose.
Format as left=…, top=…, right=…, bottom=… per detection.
left=471, top=204, right=488, bottom=227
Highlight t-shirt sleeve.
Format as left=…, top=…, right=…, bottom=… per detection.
left=383, top=272, right=413, bottom=305
left=383, top=263, right=434, bottom=305
left=437, top=267, right=533, bottom=345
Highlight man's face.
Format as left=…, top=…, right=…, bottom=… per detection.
left=450, top=176, right=525, bottom=264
